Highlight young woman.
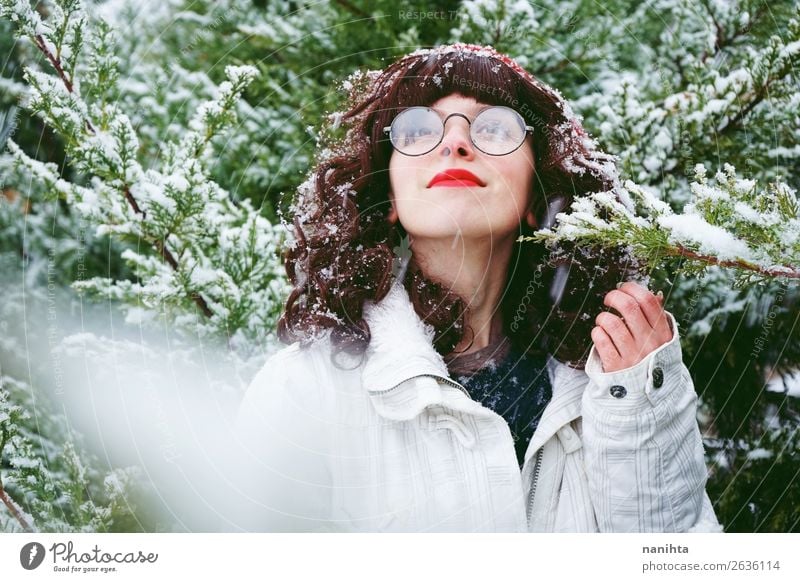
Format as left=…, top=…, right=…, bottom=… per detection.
left=228, top=43, right=722, bottom=533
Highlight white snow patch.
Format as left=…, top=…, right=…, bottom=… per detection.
left=657, top=213, right=752, bottom=261
left=766, top=370, right=800, bottom=397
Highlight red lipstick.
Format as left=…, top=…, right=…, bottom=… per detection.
left=428, top=168, right=486, bottom=188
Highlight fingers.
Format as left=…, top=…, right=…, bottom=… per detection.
left=615, top=282, right=666, bottom=328
left=592, top=282, right=673, bottom=372
left=594, top=311, right=635, bottom=355
left=603, top=289, right=651, bottom=339
left=619, top=282, right=673, bottom=345
left=591, top=324, right=623, bottom=372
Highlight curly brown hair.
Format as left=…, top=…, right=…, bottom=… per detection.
left=277, top=44, right=641, bottom=368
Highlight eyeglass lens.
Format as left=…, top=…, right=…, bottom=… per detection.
left=389, top=106, right=528, bottom=155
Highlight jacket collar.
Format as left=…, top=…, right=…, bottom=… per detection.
left=360, top=280, right=472, bottom=422
left=361, top=280, right=587, bottom=438
left=362, top=280, right=450, bottom=393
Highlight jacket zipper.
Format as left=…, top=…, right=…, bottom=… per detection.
left=416, top=373, right=472, bottom=398
left=385, top=372, right=536, bottom=528
left=379, top=373, right=472, bottom=398
left=527, top=449, right=542, bottom=526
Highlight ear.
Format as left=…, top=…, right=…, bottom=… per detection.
left=387, top=192, right=399, bottom=224
left=525, top=208, right=538, bottom=229
left=387, top=205, right=399, bottom=224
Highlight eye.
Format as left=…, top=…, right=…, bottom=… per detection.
left=393, top=109, right=440, bottom=145
left=412, top=125, right=437, bottom=137
left=474, top=119, right=513, bottom=140
left=401, top=124, right=438, bottom=145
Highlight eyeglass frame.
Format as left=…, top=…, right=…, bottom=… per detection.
left=382, top=105, right=535, bottom=157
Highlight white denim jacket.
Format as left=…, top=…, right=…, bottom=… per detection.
left=229, top=280, right=723, bottom=532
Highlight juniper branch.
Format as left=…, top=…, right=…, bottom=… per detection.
left=33, top=33, right=75, bottom=94
left=668, top=244, right=800, bottom=279
left=523, top=170, right=800, bottom=283
left=0, top=484, right=32, bottom=532
left=26, top=20, right=214, bottom=319
left=0, top=427, right=33, bottom=532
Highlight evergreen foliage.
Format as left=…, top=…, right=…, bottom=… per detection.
left=1, top=0, right=798, bottom=532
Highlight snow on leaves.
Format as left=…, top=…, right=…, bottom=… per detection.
left=1, top=373, right=140, bottom=533
left=528, top=164, right=800, bottom=284
left=3, top=2, right=287, bottom=355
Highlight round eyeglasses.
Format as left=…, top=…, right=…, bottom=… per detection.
left=383, top=105, right=534, bottom=156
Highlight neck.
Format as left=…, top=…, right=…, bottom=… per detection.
left=410, top=232, right=515, bottom=356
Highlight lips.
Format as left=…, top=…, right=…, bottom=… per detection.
left=428, top=168, right=486, bottom=188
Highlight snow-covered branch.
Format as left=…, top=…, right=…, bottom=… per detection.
left=524, top=165, right=800, bottom=284
left=2, top=0, right=288, bottom=354
left=0, top=387, right=33, bottom=531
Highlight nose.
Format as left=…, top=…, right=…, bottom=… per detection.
left=437, top=114, right=475, bottom=159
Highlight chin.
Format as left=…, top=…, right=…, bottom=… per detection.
left=401, top=208, right=516, bottom=240
left=409, top=224, right=508, bottom=241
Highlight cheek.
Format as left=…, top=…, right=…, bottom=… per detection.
left=513, top=150, right=536, bottom=204
left=388, top=155, right=415, bottom=195
left=496, top=157, right=535, bottom=210
left=388, top=155, right=428, bottom=210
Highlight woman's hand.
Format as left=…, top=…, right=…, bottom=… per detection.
left=591, top=282, right=674, bottom=373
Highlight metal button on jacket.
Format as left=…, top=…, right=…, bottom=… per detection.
left=652, top=366, right=664, bottom=389
left=609, top=385, right=627, bottom=399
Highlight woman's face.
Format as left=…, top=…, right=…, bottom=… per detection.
left=387, top=93, right=536, bottom=241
